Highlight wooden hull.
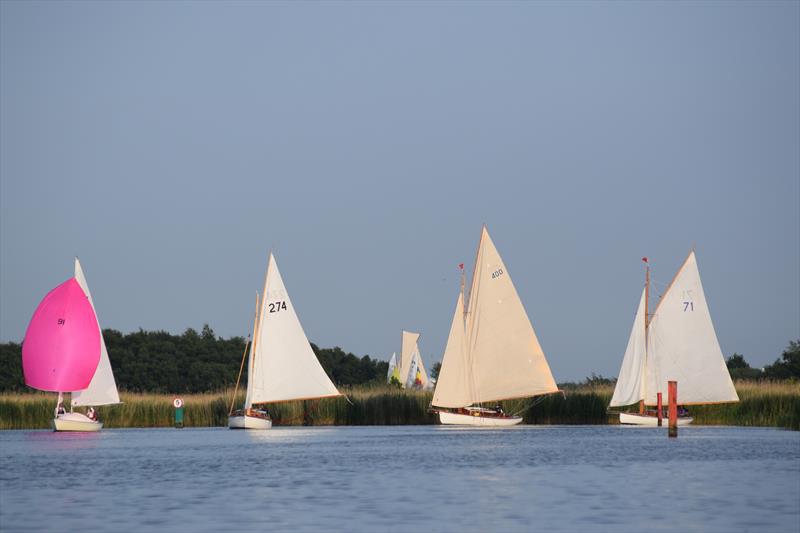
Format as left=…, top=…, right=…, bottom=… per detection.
left=52, top=412, right=102, bottom=432
left=438, top=410, right=522, bottom=427
left=619, top=412, right=693, bottom=426
left=228, top=414, right=272, bottom=430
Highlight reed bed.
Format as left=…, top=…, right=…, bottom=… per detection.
left=1, top=380, right=797, bottom=430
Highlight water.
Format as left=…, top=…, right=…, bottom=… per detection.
left=1, top=425, right=798, bottom=532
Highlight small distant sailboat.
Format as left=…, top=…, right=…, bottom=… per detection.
left=431, top=226, right=559, bottom=426
left=386, top=353, right=400, bottom=384
left=609, top=252, right=739, bottom=425
left=22, top=259, right=121, bottom=432
left=397, top=330, right=432, bottom=390
left=228, top=253, right=341, bottom=429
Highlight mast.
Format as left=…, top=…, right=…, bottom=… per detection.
left=640, top=257, right=649, bottom=415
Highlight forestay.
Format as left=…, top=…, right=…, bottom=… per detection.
left=644, top=252, right=738, bottom=405
left=609, top=288, right=647, bottom=407
left=72, top=258, right=121, bottom=407
left=245, top=254, right=340, bottom=405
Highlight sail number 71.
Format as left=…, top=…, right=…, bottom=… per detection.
left=683, top=301, right=694, bottom=312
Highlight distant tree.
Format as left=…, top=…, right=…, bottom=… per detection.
left=0, top=326, right=391, bottom=393
left=0, top=342, right=23, bottom=391
left=764, top=340, right=800, bottom=379
left=726, top=353, right=750, bottom=369
left=725, top=353, right=763, bottom=380
left=430, top=362, right=442, bottom=381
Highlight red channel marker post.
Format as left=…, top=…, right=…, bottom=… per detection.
left=657, top=392, right=663, bottom=427
left=668, top=381, right=678, bottom=438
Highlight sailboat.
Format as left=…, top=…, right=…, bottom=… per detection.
left=609, top=251, right=738, bottom=425
left=397, top=330, right=432, bottom=389
left=22, top=258, right=121, bottom=432
left=431, top=226, right=559, bottom=426
left=228, top=253, right=341, bottom=429
left=386, top=353, right=399, bottom=384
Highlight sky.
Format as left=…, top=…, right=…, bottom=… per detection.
left=1, top=1, right=798, bottom=382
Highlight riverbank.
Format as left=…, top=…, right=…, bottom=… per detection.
left=1, top=380, right=797, bottom=430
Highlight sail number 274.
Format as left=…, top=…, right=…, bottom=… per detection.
left=268, top=301, right=288, bottom=313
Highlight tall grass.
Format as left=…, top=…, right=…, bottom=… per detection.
left=1, top=380, right=796, bottom=429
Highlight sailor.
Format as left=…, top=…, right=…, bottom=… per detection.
left=86, top=407, right=97, bottom=421
left=55, top=402, right=66, bottom=417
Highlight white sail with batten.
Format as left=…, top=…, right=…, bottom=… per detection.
left=246, top=253, right=340, bottom=405
left=644, top=251, right=738, bottom=405
left=609, top=288, right=647, bottom=408
left=71, top=258, right=121, bottom=407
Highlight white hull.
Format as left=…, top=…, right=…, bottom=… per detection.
left=619, top=412, right=693, bottom=426
left=439, top=410, right=522, bottom=427
left=52, top=412, right=103, bottom=432
left=228, top=415, right=272, bottom=430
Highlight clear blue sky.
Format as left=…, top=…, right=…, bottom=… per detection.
left=2, top=1, right=798, bottom=381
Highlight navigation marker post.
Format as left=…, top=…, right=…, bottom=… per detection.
left=174, top=397, right=184, bottom=428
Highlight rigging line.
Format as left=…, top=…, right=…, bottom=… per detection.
left=510, top=393, right=554, bottom=418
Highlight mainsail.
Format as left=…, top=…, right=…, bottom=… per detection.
left=644, top=251, right=738, bottom=405
left=433, top=226, right=559, bottom=408
left=72, top=258, right=121, bottom=407
left=245, top=253, right=340, bottom=405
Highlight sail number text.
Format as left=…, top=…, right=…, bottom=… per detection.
left=681, top=290, right=694, bottom=312
left=491, top=268, right=504, bottom=279
left=268, top=301, right=288, bottom=313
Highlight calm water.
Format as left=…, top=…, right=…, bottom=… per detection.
left=1, top=425, right=798, bottom=532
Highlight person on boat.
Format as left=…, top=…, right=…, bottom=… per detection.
left=86, top=407, right=97, bottom=421
left=55, top=402, right=66, bottom=417
left=494, top=404, right=503, bottom=415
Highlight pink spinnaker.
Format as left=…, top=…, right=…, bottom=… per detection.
left=22, top=278, right=101, bottom=392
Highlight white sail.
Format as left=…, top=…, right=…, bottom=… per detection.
left=464, top=227, right=559, bottom=404
left=644, top=251, right=738, bottom=405
left=386, top=353, right=397, bottom=383
left=246, top=253, right=340, bottom=404
left=71, top=258, right=121, bottom=407
left=399, top=330, right=420, bottom=389
left=406, top=353, right=419, bottom=388
left=413, top=350, right=433, bottom=390
left=432, top=292, right=472, bottom=407
left=609, top=288, right=647, bottom=407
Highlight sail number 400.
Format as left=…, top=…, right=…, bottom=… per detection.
left=491, top=268, right=504, bottom=279
left=268, top=301, right=288, bottom=313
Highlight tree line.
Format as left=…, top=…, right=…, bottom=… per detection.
left=1, top=329, right=796, bottom=393
left=0, top=325, right=389, bottom=393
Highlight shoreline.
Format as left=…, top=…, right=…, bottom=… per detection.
left=1, top=381, right=797, bottom=430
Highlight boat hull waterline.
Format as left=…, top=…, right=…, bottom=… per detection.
left=52, top=412, right=103, bottom=432
left=619, top=412, right=693, bottom=426
left=228, top=415, right=273, bottom=430
left=438, top=410, right=523, bottom=427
